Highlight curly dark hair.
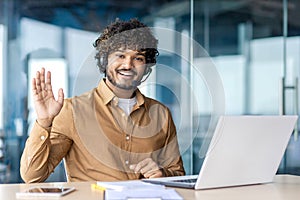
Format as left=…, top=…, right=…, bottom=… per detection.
left=93, top=18, right=159, bottom=74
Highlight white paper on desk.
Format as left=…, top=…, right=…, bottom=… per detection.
left=105, top=188, right=183, bottom=200
left=97, top=180, right=165, bottom=191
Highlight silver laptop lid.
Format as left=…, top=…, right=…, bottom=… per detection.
left=196, top=115, right=298, bottom=189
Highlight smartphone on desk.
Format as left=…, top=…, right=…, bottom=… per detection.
left=16, top=186, right=76, bottom=198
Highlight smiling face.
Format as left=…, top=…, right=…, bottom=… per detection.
left=106, top=49, right=147, bottom=92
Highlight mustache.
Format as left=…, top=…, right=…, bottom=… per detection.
left=116, top=68, right=137, bottom=75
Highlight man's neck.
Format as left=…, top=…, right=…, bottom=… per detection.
left=105, top=79, right=135, bottom=99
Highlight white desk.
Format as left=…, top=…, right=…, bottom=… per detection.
left=1, top=175, right=300, bottom=200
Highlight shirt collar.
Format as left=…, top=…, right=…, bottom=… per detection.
left=135, top=89, right=145, bottom=108
left=97, top=78, right=146, bottom=107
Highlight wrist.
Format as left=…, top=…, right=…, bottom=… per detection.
left=37, top=118, right=53, bottom=128
left=159, top=167, right=166, bottom=177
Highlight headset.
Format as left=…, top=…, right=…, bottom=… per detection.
left=143, top=65, right=152, bottom=75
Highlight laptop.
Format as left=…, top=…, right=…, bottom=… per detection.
left=143, top=115, right=298, bottom=189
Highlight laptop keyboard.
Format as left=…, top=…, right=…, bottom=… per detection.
left=172, top=178, right=197, bottom=183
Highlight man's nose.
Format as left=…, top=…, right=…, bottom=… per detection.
left=122, top=57, right=133, bottom=68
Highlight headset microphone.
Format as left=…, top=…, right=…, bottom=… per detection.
left=131, top=67, right=152, bottom=87
left=132, top=80, right=141, bottom=87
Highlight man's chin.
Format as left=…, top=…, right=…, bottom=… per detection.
left=107, top=75, right=138, bottom=90
left=115, top=82, right=137, bottom=90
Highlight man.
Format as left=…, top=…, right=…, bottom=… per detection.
left=20, top=18, right=185, bottom=183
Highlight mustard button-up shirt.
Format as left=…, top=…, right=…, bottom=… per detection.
left=20, top=79, right=185, bottom=183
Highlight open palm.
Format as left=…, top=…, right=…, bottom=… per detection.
left=32, top=68, right=64, bottom=127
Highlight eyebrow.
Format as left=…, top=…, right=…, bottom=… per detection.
left=115, top=50, right=146, bottom=56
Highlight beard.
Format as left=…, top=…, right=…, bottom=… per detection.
left=106, top=70, right=140, bottom=90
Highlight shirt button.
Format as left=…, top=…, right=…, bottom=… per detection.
left=125, top=160, right=129, bottom=165
left=126, top=135, right=130, bottom=140
left=113, top=98, right=118, bottom=104
left=40, top=135, right=45, bottom=140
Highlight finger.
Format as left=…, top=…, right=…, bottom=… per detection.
left=132, top=159, right=149, bottom=173
left=129, top=164, right=137, bottom=171
left=57, top=88, right=64, bottom=105
left=40, top=68, right=46, bottom=90
left=147, top=170, right=163, bottom=178
left=45, top=71, right=52, bottom=92
left=140, top=163, right=155, bottom=174
left=46, top=70, right=51, bottom=84
left=137, top=158, right=159, bottom=175
left=32, top=78, right=37, bottom=94
left=144, top=170, right=157, bottom=178
left=35, top=71, right=42, bottom=92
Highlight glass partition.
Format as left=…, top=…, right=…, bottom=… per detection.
left=193, top=0, right=300, bottom=175
left=0, top=24, right=4, bottom=130
left=0, top=0, right=299, bottom=183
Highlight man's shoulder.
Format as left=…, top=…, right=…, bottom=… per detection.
left=64, top=88, right=97, bottom=107
left=143, top=95, right=170, bottom=112
left=144, top=95, right=161, bottom=104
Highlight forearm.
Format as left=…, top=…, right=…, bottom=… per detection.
left=159, top=129, right=185, bottom=177
left=20, top=122, right=54, bottom=183
left=161, top=157, right=185, bottom=177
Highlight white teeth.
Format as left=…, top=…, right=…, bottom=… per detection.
left=119, top=71, right=133, bottom=76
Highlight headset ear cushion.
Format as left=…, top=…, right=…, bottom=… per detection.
left=99, top=55, right=106, bottom=74
left=100, top=56, right=104, bottom=66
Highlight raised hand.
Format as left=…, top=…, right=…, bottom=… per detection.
left=130, top=158, right=163, bottom=178
left=32, top=68, right=64, bottom=128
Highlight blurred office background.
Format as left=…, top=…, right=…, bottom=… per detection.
left=0, top=0, right=300, bottom=183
